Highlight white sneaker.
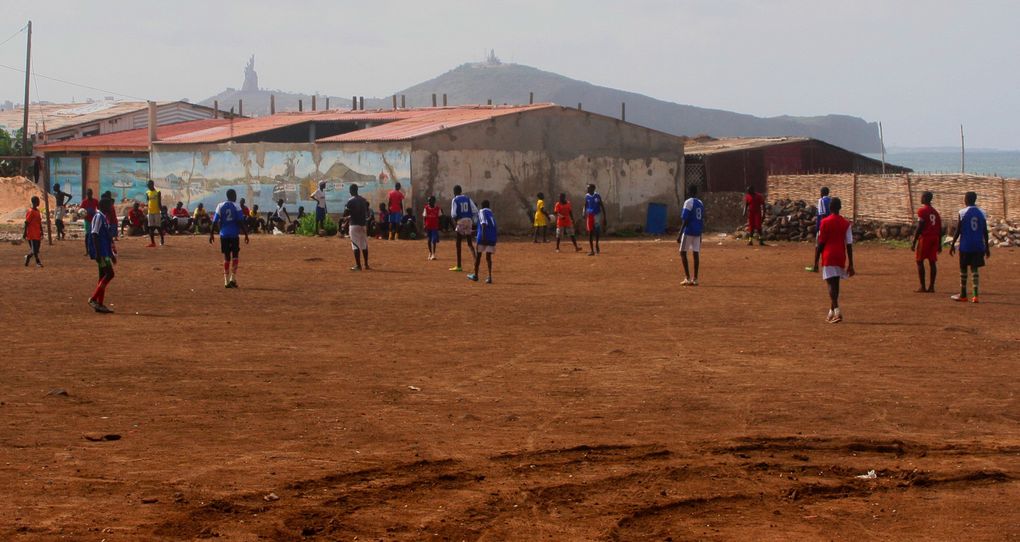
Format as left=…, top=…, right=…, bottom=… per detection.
left=826, top=309, right=835, bottom=322
left=681, top=278, right=692, bottom=286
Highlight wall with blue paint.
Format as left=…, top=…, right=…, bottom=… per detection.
left=149, top=143, right=411, bottom=213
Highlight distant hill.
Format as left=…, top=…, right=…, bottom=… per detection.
left=202, top=59, right=882, bottom=153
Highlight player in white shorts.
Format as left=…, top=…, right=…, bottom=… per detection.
left=449, top=184, right=478, bottom=272
left=676, top=185, right=705, bottom=285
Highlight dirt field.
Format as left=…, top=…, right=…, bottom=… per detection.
left=2, top=233, right=1018, bottom=541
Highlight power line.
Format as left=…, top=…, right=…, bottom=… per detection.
left=0, top=62, right=147, bottom=101
left=0, top=24, right=27, bottom=48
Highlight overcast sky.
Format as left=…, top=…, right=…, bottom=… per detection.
left=2, top=0, right=1017, bottom=148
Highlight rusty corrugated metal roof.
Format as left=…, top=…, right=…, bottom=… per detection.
left=36, top=119, right=233, bottom=152
left=0, top=100, right=222, bottom=137
left=316, top=104, right=557, bottom=142
left=683, top=137, right=811, bottom=155
left=158, top=109, right=421, bottom=144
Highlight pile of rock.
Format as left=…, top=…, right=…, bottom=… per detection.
left=733, top=199, right=1019, bottom=247
left=990, top=220, right=1020, bottom=248
left=733, top=199, right=820, bottom=242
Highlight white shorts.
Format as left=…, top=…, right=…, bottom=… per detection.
left=477, top=244, right=496, bottom=254
left=349, top=225, right=368, bottom=250
left=147, top=213, right=161, bottom=227
left=822, top=265, right=848, bottom=280
left=556, top=226, right=574, bottom=239
left=56, top=206, right=67, bottom=220
left=679, top=233, right=701, bottom=252
left=455, top=218, right=473, bottom=236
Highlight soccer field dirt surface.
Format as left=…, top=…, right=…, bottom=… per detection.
left=1, top=234, right=1018, bottom=541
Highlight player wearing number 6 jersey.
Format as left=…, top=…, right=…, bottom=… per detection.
left=911, top=191, right=942, bottom=293
left=949, top=191, right=990, bottom=303
left=677, top=185, right=704, bottom=286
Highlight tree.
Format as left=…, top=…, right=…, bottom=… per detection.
left=0, top=127, right=32, bottom=176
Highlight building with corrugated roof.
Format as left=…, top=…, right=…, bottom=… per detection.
left=0, top=100, right=227, bottom=143
left=683, top=136, right=911, bottom=194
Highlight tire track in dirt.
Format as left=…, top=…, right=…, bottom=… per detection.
left=147, top=438, right=1019, bottom=540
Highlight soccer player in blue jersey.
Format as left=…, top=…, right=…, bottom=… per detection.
left=677, top=185, right=704, bottom=286
left=449, top=185, right=478, bottom=272
left=209, top=189, right=250, bottom=288
left=949, top=191, right=990, bottom=303
left=583, top=184, right=607, bottom=256
left=468, top=200, right=497, bottom=284
left=806, top=186, right=833, bottom=271
left=87, top=197, right=117, bottom=313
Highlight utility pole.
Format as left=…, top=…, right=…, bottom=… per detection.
left=22, top=21, right=32, bottom=175
left=879, top=121, right=886, bottom=174
left=960, top=124, right=965, bottom=174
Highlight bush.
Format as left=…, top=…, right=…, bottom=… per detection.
left=296, top=213, right=338, bottom=236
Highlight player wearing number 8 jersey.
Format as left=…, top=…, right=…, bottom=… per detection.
left=949, top=191, right=990, bottom=303
left=911, top=191, right=942, bottom=293
left=677, top=185, right=704, bottom=286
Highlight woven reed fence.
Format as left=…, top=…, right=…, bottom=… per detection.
left=768, top=174, right=1019, bottom=224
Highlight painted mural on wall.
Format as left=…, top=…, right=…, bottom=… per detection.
left=48, top=156, right=81, bottom=193
left=149, top=146, right=411, bottom=213
left=99, top=157, right=150, bottom=202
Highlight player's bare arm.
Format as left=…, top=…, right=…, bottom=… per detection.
left=846, top=245, right=855, bottom=277
left=813, top=239, right=825, bottom=271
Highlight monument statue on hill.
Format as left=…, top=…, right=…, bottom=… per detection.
left=242, top=55, right=259, bottom=92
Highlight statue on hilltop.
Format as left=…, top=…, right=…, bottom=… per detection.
left=242, top=55, right=260, bottom=92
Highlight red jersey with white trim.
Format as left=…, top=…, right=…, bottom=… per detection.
left=819, top=214, right=852, bottom=268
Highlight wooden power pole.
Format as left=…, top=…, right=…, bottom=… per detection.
left=22, top=21, right=32, bottom=174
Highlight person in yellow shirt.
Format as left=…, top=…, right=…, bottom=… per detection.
left=533, top=192, right=549, bottom=243
left=144, top=180, right=164, bottom=247
left=193, top=202, right=211, bottom=233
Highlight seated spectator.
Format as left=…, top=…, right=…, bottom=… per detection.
left=287, top=206, right=305, bottom=234
left=170, top=201, right=193, bottom=233
left=193, top=203, right=212, bottom=233
left=124, top=202, right=146, bottom=236
left=247, top=204, right=265, bottom=233
left=399, top=207, right=417, bottom=240
left=270, top=198, right=290, bottom=232
left=366, top=204, right=377, bottom=237
left=160, top=205, right=173, bottom=233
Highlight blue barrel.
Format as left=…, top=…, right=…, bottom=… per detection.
left=645, top=202, right=668, bottom=234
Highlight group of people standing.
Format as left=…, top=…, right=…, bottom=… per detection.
left=21, top=175, right=993, bottom=319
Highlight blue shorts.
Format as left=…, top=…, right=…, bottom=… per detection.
left=315, top=207, right=326, bottom=221
left=389, top=212, right=402, bottom=224
left=427, top=230, right=439, bottom=244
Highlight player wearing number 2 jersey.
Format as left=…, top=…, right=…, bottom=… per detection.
left=911, top=191, right=942, bottom=293
left=677, top=185, right=704, bottom=286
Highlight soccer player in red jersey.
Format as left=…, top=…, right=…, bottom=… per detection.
left=813, top=197, right=855, bottom=323
left=23, top=196, right=43, bottom=267
left=743, top=186, right=766, bottom=246
left=911, top=191, right=942, bottom=293
left=422, top=195, right=443, bottom=260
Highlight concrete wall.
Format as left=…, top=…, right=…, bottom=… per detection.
left=410, top=107, right=684, bottom=232
left=150, top=142, right=410, bottom=213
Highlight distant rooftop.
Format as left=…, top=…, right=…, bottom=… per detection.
left=683, top=137, right=812, bottom=155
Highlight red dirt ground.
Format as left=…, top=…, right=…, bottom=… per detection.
left=1, top=234, right=1018, bottom=541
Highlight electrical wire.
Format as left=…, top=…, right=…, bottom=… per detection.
left=0, top=62, right=147, bottom=101
left=0, top=24, right=27, bottom=49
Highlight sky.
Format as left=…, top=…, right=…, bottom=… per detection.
left=1, top=0, right=1017, bottom=149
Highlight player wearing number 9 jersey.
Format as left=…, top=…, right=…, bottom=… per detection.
left=677, top=185, right=704, bottom=286
left=911, top=191, right=942, bottom=293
